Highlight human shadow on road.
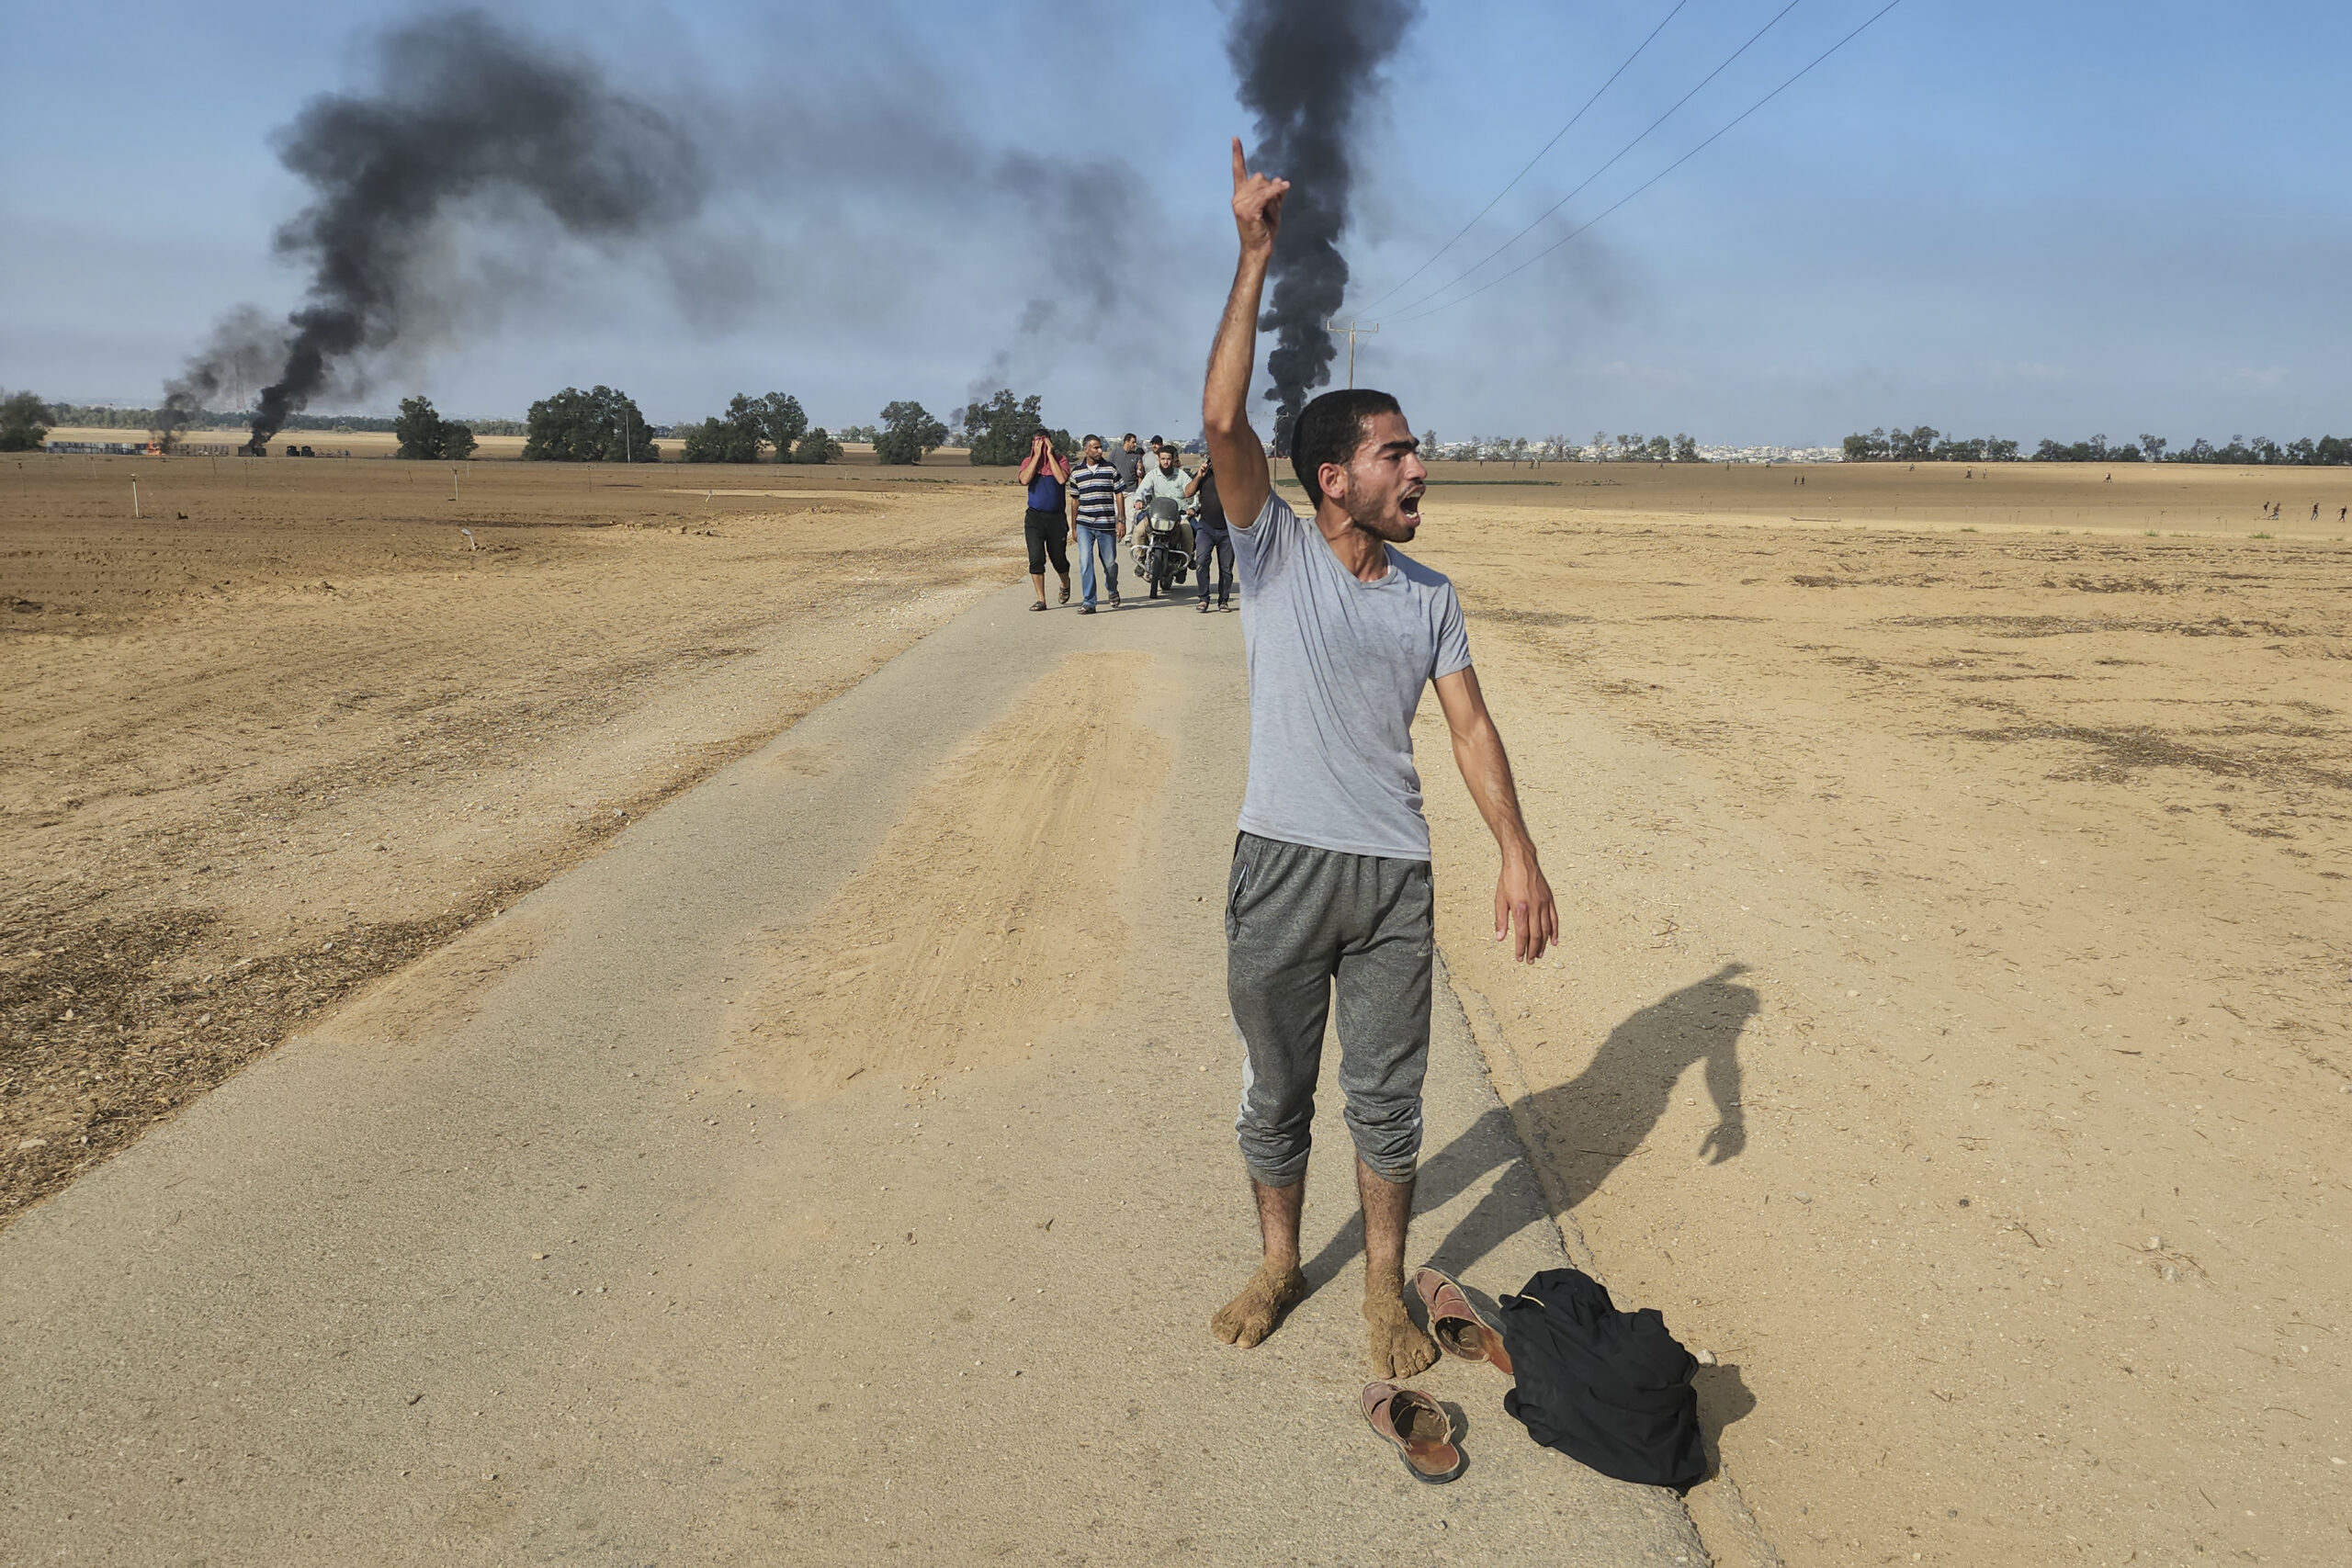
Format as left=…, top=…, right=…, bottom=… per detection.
left=1301, top=963, right=1758, bottom=1296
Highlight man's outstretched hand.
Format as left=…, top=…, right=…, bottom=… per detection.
left=1494, top=856, right=1559, bottom=964
left=1231, top=138, right=1288, bottom=259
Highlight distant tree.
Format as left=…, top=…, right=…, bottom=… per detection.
left=874, top=400, right=950, bottom=466
left=2139, top=434, right=2168, bottom=463
left=960, top=389, right=1073, bottom=466
left=837, top=424, right=880, bottom=446
left=749, top=392, right=808, bottom=459
left=1644, top=434, right=1672, bottom=461
left=1672, top=433, right=1701, bottom=463
left=392, top=395, right=475, bottom=460
left=1843, top=427, right=1892, bottom=461
left=0, top=389, right=53, bottom=452
left=524, top=386, right=660, bottom=462
left=790, top=427, right=843, bottom=465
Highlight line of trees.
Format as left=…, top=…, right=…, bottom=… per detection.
left=1846, top=425, right=2352, bottom=466
left=1843, top=428, right=2022, bottom=463
left=37, top=402, right=527, bottom=436
left=1, top=390, right=51, bottom=452
left=393, top=397, right=478, bottom=461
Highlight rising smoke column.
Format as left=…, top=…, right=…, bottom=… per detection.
left=160, top=9, right=705, bottom=450
left=1225, top=0, right=1419, bottom=453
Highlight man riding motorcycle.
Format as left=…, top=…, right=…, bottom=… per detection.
left=1129, top=444, right=1197, bottom=598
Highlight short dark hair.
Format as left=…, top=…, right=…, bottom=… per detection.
left=1123, top=432, right=1136, bottom=442
left=1292, top=389, right=1405, bottom=506
left=1083, top=433, right=1102, bottom=446
left=1149, top=434, right=1164, bottom=446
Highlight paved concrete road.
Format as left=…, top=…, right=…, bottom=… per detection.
left=0, top=582, right=1706, bottom=1566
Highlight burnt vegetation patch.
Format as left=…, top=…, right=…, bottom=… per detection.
left=1948, top=719, right=2351, bottom=791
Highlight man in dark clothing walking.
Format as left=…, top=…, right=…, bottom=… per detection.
left=1020, top=431, right=1071, bottom=611
left=1187, top=454, right=1234, bottom=612
left=1112, top=433, right=1147, bottom=529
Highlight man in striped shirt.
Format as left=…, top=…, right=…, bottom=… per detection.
left=1067, top=434, right=1125, bottom=615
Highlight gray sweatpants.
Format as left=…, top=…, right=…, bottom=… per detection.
left=1226, top=831, right=1434, bottom=1188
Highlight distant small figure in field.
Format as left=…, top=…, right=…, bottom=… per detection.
left=2311, top=503, right=2321, bottom=520
left=1965, top=468, right=1973, bottom=479
left=2103, top=472, right=2111, bottom=481
left=2339, top=505, right=2346, bottom=522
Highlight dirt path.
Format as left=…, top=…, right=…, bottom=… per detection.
left=1412, top=506, right=2350, bottom=1566
left=0, top=582, right=1707, bottom=1565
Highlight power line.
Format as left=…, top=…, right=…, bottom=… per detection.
left=1349, top=0, right=1695, bottom=316
left=1389, top=0, right=1907, bottom=327
left=1383, top=0, right=1807, bottom=322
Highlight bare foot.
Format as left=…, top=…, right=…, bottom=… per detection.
left=1210, top=1262, right=1306, bottom=1348
left=1364, top=1286, right=1439, bottom=1379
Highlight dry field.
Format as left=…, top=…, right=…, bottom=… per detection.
left=1, top=452, right=1017, bottom=1220
left=5, top=450, right=2347, bottom=1566
left=1408, top=460, right=2349, bottom=1566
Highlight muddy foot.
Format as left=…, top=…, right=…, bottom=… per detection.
left=1365, top=1287, right=1439, bottom=1379
left=1211, top=1263, right=1307, bottom=1348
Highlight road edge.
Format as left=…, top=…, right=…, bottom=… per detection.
left=1437, top=949, right=1785, bottom=1568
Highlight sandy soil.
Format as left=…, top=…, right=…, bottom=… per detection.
left=1408, top=464, right=2349, bottom=1566
left=0, top=452, right=1023, bottom=1220
left=726, top=649, right=1168, bottom=1100
left=6, top=449, right=2347, bottom=1565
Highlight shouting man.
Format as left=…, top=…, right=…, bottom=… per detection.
left=1204, top=141, right=1559, bottom=1377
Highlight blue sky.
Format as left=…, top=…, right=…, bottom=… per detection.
left=3, top=0, right=2346, bottom=445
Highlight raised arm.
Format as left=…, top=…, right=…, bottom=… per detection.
left=1203, top=138, right=1286, bottom=529
left=1018, top=436, right=1044, bottom=484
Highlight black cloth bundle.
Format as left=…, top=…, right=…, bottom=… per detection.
left=1496, top=1267, right=1706, bottom=1490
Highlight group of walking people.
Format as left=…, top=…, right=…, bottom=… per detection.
left=1019, top=431, right=1236, bottom=615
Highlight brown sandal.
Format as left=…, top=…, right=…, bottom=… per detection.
left=1362, top=1382, right=1464, bottom=1483
left=1412, top=1267, right=1514, bottom=1375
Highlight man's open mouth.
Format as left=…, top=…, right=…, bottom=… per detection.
left=1400, top=489, right=1424, bottom=519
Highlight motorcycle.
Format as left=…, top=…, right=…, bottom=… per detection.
left=1136, top=495, right=1193, bottom=599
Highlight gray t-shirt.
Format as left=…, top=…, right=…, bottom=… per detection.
left=1232, top=491, right=1473, bottom=861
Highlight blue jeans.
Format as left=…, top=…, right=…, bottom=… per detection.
left=1076, top=524, right=1120, bottom=606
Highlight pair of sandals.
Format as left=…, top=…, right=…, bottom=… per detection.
left=1363, top=1267, right=1512, bottom=1484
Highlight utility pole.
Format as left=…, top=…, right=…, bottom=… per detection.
left=1323, top=320, right=1379, bottom=389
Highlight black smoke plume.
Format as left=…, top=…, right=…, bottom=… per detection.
left=158, top=10, right=704, bottom=452
left=1225, top=0, right=1419, bottom=453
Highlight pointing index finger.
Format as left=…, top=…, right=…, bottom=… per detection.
left=1231, top=137, right=1248, bottom=191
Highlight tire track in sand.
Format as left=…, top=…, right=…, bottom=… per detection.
left=728, top=650, right=1167, bottom=1099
